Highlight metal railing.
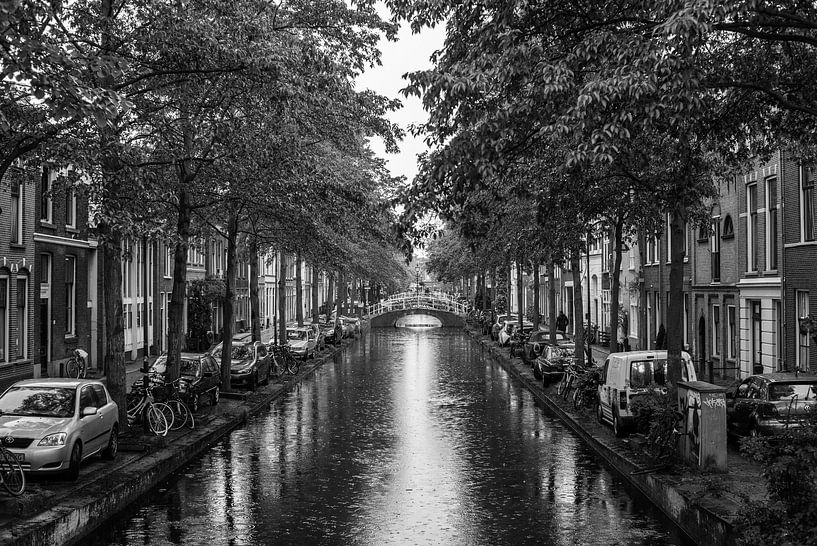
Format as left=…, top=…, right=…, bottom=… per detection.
left=366, top=291, right=469, bottom=318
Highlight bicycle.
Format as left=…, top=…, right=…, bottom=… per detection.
left=270, top=344, right=300, bottom=375
left=572, top=367, right=601, bottom=411
left=644, top=411, right=687, bottom=463
left=162, top=379, right=195, bottom=431
left=0, top=446, right=25, bottom=496
left=557, top=360, right=594, bottom=401
left=127, top=385, right=172, bottom=436
left=66, top=348, right=88, bottom=379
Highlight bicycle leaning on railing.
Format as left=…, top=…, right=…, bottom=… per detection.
left=0, top=445, right=25, bottom=496
left=66, top=348, right=89, bottom=379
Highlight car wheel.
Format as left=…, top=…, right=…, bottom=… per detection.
left=211, top=386, right=220, bottom=406
left=613, top=411, right=627, bottom=438
left=102, top=425, right=118, bottom=460
left=66, top=442, right=82, bottom=481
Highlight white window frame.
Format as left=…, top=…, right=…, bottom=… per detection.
left=65, top=188, right=76, bottom=229
left=164, top=246, right=173, bottom=278
left=801, top=166, right=815, bottom=243
left=797, top=290, right=810, bottom=371
left=727, top=305, right=736, bottom=359
left=747, top=182, right=758, bottom=272
left=40, top=167, right=53, bottom=224
left=11, top=182, right=23, bottom=245
left=0, top=276, right=8, bottom=362
left=766, top=176, right=778, bottom=270
left=16, top=275, right=27, bottom=359
left=65, top=256, right=76, bottom=337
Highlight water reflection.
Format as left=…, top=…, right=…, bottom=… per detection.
left=90, top=329, right=686, bottom=545
left=394, top=313, right=442, bottom=328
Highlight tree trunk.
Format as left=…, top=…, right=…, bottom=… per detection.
left=278, top=252, right=287, bottom=344
left=532, top=259, right=540, bottom=330
left=166, top=187, right=191, bottom=383
left=667, top=206, right=686, bottom=385
left=548, top=261, right=557, bottom=345
left=609, top=216, right=624, bottom=354
left=295, top=252, right=303, bottom=326
left=571, top=251, right=586, bottom=366
left=250, top=234, right=261, bottom=343
left=481, top=270, right=488, bottom=309
left=102, top=231, right=127, bottom=428
left=311, top=267, right=320, bottom=323
left=326, top=272, right=335, bottom=320
left=337, top=272, right=346, bottom=316
left=220, top=211, right=238, bottom=392
left=516, top=260, right=524, bottom=328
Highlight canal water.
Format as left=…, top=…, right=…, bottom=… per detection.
left=89, top=327, right=686, bottom=545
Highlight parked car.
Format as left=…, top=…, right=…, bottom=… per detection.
left=726, top=373, right=817, bottom=436
left=491, top=314, right=512, bottom=341
left=523, top=331, right=571, bottom=363
left=597, top=350, right=697, bottom=437
left=286, top=326, right=318, bottom=360
left=211, top=341, right=272, bottom=391
left=137, top=352, right=222, bottom=411
left=499, top=319, right=535, bottom=348
left=321, top=321, right=342, bottom=345
left=0, top=378, right=119, bottom=480
left=534, top=343, right=576, bottom=384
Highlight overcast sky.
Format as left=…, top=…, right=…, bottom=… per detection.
left=356, top=20, right=446, bottom=184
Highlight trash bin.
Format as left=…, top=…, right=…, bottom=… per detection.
left=677, top=381, right=728, bottom=472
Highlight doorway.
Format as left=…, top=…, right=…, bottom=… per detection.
left=698, top=316, right=706, bottom=377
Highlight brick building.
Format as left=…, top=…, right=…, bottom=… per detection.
left=33, top=168, right=95, bottom=378
left=0, top=164, right=37, bottom=390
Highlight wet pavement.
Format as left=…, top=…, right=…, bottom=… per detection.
left=88, top=327, right=686, bottom=545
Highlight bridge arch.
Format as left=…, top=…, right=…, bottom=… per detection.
left=371, top=309, right=464, bottom=328
left=367, top=291, right=467, bottom=329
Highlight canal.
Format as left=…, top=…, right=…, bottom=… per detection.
left=89, top=327, right=686, bottom=545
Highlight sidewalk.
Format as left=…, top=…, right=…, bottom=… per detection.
left=472, top=327, right=764, bottom=546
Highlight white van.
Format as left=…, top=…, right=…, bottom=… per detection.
left=596, top=350, right=696, bottom=437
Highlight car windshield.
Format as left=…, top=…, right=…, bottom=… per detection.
left=287, top=330, right=306, bottom=340
left=630, top=359, right=668, bottom=388
left=180, top=359, right=201, bottom=376
left=213, top=344, right=251, bottom=360
left=0, top=386, right=76, bottom=418
left=769, top=382, right=817, bottom=401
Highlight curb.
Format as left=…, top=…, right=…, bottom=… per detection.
left=467, top=327, right=734, bottom=546
left=1, top=334, right=360, bottom=546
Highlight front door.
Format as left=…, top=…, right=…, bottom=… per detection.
left=39, top=296, right=49, bottom=373
left=698, top=316, right=706, bottom=376
left=751, top=301, right=762, bottom=374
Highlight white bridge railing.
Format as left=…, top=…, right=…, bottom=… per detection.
left=366, top=291, right=469, bottom=318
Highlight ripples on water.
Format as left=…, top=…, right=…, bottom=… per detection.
left=90, top=329, right=686, bottom=545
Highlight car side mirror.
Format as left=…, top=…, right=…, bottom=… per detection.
left=82, top=406, right=98, bottom=417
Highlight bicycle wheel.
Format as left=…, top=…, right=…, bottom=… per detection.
left=154, top=402, right=175, bottom=431
left=286, top=353, right=300, bottom=375
left=0, top=448, right=25, bottom=496
left=126, top=393, right=143, bottom=414
left=66, top=357, right=79, bottom=379
left=572, top=388, right=582, bottom=410
left=146, top=405, right=169, bottom=436
left=556, top=375, right=567, bottom=396
left=166, top=399, right=190, bottom=431
left=562, top=375, right=574, bottom=400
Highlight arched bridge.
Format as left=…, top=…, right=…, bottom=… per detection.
left=367, top=292, right=468, bottom=328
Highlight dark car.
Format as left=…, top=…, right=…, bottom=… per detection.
left=211, top=341, right=272, bottom=391
left=137, top=353, right=222, bottom=413
left=726, top=373, right=817, bottom=436
left=534, top=343, right=576, bottom=385
left=522, top=331, right=571, bottom=363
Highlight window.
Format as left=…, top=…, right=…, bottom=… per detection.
left=747, top=183, right=758, bottom=271
left=767, top=177, right=778, bottom=270
left=122, top=239, right=131, bottom=298
left=91, top=384, right=108, bottom=407
left=40, top=167, right=52, bottom=223
left=630, top=359, right=668, bottom=388
left=727, top=305, right=736, bottom=359
left=16, top=276, right=27, bottom=359
left=712, top=305, right=721, bottom=357
left=802, top=166, right=815, bottom=242
left=136, top=243, right=142, bottom=297
left=0, top=277, right=7, bottom=361
left=11, top=182, right=23, bottom=244
left=65, top=256, right=76, bottom=336
left=65, top=188, right=76, bottom=228
left=165, top=246, right=173, bottom=278
left=797, top=291, right=810, bottom=371
left=711, top=217, right=721, bottom=282
left=722, top=215, right=734, bottom=238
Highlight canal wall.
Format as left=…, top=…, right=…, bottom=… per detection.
left=0, top=332, right=364, bottom=546
left=468, top=328, right=741, bottom=546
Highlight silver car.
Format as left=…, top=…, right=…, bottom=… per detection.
left=0, top=378, right=119, bottom=480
